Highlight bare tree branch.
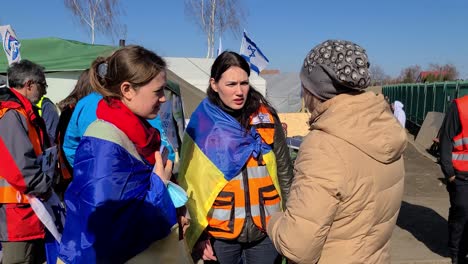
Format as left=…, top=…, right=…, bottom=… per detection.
left=64, top=0, right=126, bottom=44
left=399, top=65, right=421, bottom=83
left=369, top=64, right=390, bottom=86
left=428, top=63, right=459, bottom=81
left=185, top=0, right=246, bottom=58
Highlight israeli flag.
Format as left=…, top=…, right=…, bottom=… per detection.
left=240, top=31, right=269, bottom=74
left=0, top=25, right=21, bottom=65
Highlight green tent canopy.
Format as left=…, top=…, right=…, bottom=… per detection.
left=0, top=37, right=117, bottom=73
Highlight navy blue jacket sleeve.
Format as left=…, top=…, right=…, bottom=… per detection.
left=41, top=99, right=59, bottom=143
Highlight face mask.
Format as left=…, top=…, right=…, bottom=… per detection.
left=167, top=181, right=188, bottom=208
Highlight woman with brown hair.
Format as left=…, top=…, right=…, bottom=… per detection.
left=179, top=51, right=293, bottom=264
left=58, top=46, right=182, bottom=263
left=54, top=69, right=92, bottom=195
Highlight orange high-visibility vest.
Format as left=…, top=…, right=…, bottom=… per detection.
left=452, top=96, right=468, bottom=172
left=0, top=107, right=43, bottom=203
left=207, top=106, right=281, bottom=239
left=56, top=124, right=73, bottom=180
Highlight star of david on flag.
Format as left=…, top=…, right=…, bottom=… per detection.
left=0, top=25, right=21, bottom=65
left=240, top=31, right=269, bottom=74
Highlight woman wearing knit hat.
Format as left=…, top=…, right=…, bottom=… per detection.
left=266, top=40, right=407, bottom=263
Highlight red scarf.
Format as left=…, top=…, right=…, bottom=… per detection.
left=9, top=88, right=40, bottom=126
left=96, top=98, right=161, bottom=165
left=8, top=88, right=49, bottom=148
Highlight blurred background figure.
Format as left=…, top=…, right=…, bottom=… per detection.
left=35, top=93, right=59, bottom=144
left=54, top=69, right=93, bottom=197
left=393, top=100, right=406, bottom=128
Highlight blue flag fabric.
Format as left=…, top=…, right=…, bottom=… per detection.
left=45, top=232, right=60, bottom=264
left=58, top=133, right=176, bottom=263
left=186, top=98, right=271, bottom=181
left=240, top=31, right=269, bottom=74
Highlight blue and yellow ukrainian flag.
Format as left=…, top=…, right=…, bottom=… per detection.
left=178, top=99, right=280, bottom=248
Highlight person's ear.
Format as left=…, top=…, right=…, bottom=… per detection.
left=24, top=80, right=34, bottom=90
left=120, top=81, right=135, bottom=101
left=210, top=78, right=218, bottom=92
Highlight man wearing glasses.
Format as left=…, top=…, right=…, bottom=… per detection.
left=0, top=60, right=54, bottom=263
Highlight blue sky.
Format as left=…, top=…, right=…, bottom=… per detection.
left=2, top=0, right=467, bottom=78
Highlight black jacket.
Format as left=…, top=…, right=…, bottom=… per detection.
left=236, top=113, right=294, bottom=243
left=439, top=101, right=468, bottom=182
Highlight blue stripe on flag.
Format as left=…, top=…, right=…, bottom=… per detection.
left=241, top=54, right=261, bottom=74
left=240, top=31, right=269, bottom=74
left=243, top=32, right=269, bottom=63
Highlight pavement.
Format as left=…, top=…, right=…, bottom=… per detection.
left=391, top=134, right=451, bottom=264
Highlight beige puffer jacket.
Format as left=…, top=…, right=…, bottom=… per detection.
left=267, top=92, right=407, bottom=264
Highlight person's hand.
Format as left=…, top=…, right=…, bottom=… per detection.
left=38, top=188, right=53, bottom=201
left=449, top=175, right=456, bottom=183
left=178, top=215, right=190, bottom=236
left=177, top=207, right=190, bottom=239
left=195, top=239, right=217, bottom=261
left=153, top=151, right=173, bottom=182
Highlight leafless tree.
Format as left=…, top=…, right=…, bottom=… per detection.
left=399, top=65, right=421, bottom=83
left=64, top=0, right=126, bottom=44
left=428, top=63, right=459, bottom=81
left=185, top=0, right=246, bottom=58
left=369, top=64, right=389, bottom=86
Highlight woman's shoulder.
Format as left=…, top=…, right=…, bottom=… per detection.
left=84, top=120, right=143, bottom=162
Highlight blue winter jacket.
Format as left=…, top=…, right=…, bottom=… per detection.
left=62, top=92, right=101, bottom=166
left=63, top=93, right=175, bottom=167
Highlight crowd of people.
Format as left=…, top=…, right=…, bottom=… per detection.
left=4, top=39, right=459, bottom=264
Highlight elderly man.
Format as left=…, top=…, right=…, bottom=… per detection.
left=0, top=60, right=53, bottom=264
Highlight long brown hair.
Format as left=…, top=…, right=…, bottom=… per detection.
left=57, top=69, right=92, bottom=111
left=89, top=45, right=166, bottom=99
left=207, top=51, right=277, bottom=129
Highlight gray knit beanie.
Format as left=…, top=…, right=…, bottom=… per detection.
left=300, top=39, right=371, bottom=100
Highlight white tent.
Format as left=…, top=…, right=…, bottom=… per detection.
left=165, top=57, right=266, bottom=95
left=165, top=57, right=267, bottom=117
left=262, top=72, right=302, bottom=113
left=44, top=71, right=83, bottom=106
left=0, top=38, right=266, bottom=118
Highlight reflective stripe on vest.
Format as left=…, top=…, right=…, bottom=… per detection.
left=207, top=165, right=281, bottom=239
left=36, top=96, right=46, bottom=117
left=0, top=108, right=43, bottom=203
left=452, top=96, right=468, bottom=172
left=453, top=137, right=468, bottom=149
left=206, top=106, right=281, bottom=239
left=453, top=153, right=468, bottom=161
